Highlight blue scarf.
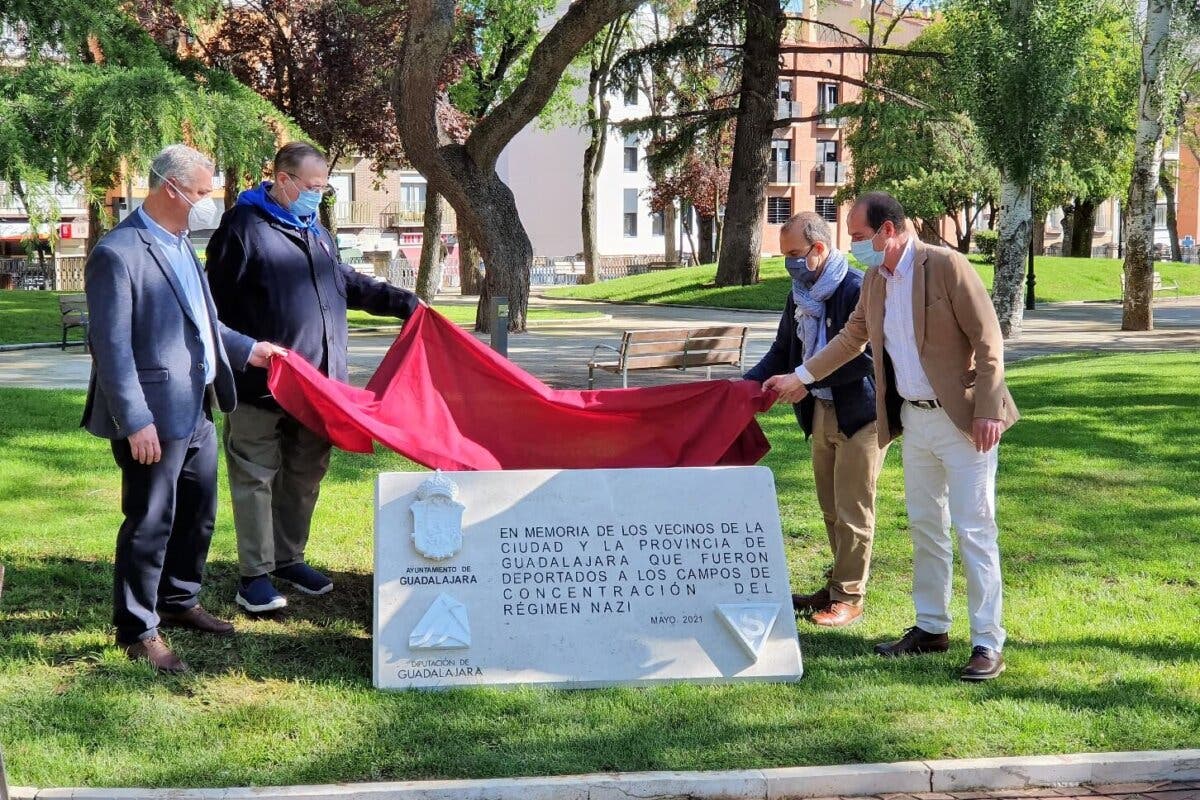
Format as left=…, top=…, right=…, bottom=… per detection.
left=792, top=247, right=848, bottom=365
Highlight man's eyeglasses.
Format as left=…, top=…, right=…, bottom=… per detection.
left=279, top=171, right=337, bottom=197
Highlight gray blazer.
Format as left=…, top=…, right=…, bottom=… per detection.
left=82, top=212, right=255, bottom=441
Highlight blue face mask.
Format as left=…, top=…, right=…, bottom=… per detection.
left=280, top=173, right=324, bottom=218
left=785, top=245, right=817, bottom=284
left=850, top=232, right=885, bottom=268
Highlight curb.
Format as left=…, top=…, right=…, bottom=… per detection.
left=0, top=342, right=84, bottom=353
left=12, top=750, right=1200, bottom=800
left=347, top=314, right=614, bottom=336
left=533, top=294, right=782, bottom=315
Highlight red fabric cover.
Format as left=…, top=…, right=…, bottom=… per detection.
left=267, top=305, right=773, bottom=471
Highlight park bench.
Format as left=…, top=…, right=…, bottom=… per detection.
left=587, top=325, right=749, bottom=389
left=59, top=293, right=89, bottom=351
left=1120, top=271, right=1180, bottom=299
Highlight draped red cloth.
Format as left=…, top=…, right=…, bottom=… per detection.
left=266, top=305, right=772, bottom=471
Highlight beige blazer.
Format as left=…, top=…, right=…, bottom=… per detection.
left=803, top=240, right=1019, bottom=447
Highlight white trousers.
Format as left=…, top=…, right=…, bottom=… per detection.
left=900, top=403, right=1006, bottom=652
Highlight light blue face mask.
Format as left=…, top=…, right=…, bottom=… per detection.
left=785, top=245, right=818, bottom=286
left=850, top=231, right=885, bottom=268
left=280, top=173, right=323, bottom=218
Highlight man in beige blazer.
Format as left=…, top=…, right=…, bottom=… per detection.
left=765, top=191, right=1018, bottom=681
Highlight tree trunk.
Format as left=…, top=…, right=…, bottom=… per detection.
left=1059, top=203, right=1075, bottom=255
left=1122, top=0, right=1172, bottom=332
left=918, top=218, right=941, bottom=245
left=1160, top=165, right=1180, bottom=262
left=698, top=214, right=715, bottom=265
left=581, top=118, right=605, bottom=284
left=86, top=192, right=107, bottom=257
left=319, top=198, right=337, bottom=238
left=1032, top=218, right=1046, bottom=257
left=458, top=225, right=481, bottom=296
left=713, top=0, right=784, bottom=286
left=993, top=176, right=1032, bottom=339
left=223, top=166, right=241, bottom=209
left=1070, top=198, right=1095, bottom=258
left=663, top=201, right=678, bottom=264
left=415, top=190, right=445, bottom=302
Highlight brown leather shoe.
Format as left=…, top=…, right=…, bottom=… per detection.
left=961, top=646, right=1005, bottom=681
left=874, top=626, right=950, bottom=657
left=123, top=635, right=189, bottom=673
left=792, top=587, right=830, bottom=613
left=810, top=601, right=863, bottom=627
left=159, top=605, right=235, bottom=636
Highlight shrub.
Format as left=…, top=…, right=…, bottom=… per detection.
left=974, top=229, right=998, bottom=262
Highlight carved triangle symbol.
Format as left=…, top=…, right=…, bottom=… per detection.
left=717, top=603, right=780, bottom=661
left=409, top=592, right=471, bottom=650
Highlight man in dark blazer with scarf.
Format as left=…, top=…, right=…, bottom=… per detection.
left=83, top=144, right=284, bottom=673
left=745, top=212, right=889, bottom=627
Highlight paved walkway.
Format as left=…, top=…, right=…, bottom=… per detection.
left=838, top=782, right=1200, bottom=800
left=1, top=297, right=1197, bottom=391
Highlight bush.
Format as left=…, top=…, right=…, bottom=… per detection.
left=974, top=229, right=998, bottom=262
left=969, top=227, right=998, bottom=262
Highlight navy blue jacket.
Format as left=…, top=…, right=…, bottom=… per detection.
left=744, top=268, right=877, bottom=438
left=206, top=184, right=418, bottom=409
left=82, top=212, right=254, bottom=441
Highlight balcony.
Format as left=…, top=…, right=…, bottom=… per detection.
left=774, top=99, right=801, bottom=129
left=331, top=200, right=380, bottom=227
left=380, top=200, right=457, bottom=230
left=0, top=191, right=88, bottom=214
left=814, top=162, right=847, bottom=187
left=769, top=160, right=797, bottom=185
left=816, top=105, right=845, bottom=128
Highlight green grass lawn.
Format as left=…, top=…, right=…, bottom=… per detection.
left=0, top=292, right=598, bottom=345
left=0, top=290, right=87, bottom=345
left=545, top=256, right=1200, bottom=310
left=1, top=352, right=1198, bottom=787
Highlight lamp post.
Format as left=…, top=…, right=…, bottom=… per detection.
left=1025, top=188, right=1037, bottom=311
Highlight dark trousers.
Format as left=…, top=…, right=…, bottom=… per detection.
left=111, top=415, right=217, bottom=644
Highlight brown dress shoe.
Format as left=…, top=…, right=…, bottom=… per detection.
left=159, top=605, right=235, bottom=636
left=792, top=587, right=830, bottom=613
left=873, top=626, right=950, bottom=657
left=961, top=646, right=1005, bottom=681
left=123, top=635, right=189, bottom=673
left=810, top=601, right=863, bottom=627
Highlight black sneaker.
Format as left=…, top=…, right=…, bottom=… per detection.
left=236, top=575, right=288, bottom=613
left=272, top=563, right=333, bottom=596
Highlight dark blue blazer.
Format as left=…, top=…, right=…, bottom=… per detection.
left=744, top=268, right=877, bottom=438
left=82, top=212, right=255, bottom=441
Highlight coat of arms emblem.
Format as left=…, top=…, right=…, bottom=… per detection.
left=410, top=471, right=466, bottom=560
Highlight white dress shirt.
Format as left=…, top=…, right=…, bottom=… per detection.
left=795, top=237, right=937, bottom=401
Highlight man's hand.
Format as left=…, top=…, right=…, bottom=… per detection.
left=128, top=423, right=162, bottom=465
left=972, top=417, right=1004, bottom=453
left=248, top=341, right=288, bottom=369
left=763, top=373, right=809, bottom=404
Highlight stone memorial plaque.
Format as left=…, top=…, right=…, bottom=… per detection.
left=374, top=466, right=802, bottom=690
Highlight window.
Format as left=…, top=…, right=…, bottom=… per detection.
left=771, top=139, right=791, bottom=163
left=400, top=182, right=426, bottom=207
left=817, top=139, right=838, bottom=163
left=777, top=79, right=793, bottom=102
left=1154, top=203, right=1167, bottom=228
left=815, top=197, right=838, bottom=223
left=651, top=211, right=664, bottom=237
left=818, top=82, right=839, bottom=113
left=623, top=78, right=638, bottom=106
left=329, top=172, right=354, bottom=201
left=623, top=134, right=639, bottom=172
left=623, top=189, right=639, bottom=237
left=767, top=196, right=792, bottom=225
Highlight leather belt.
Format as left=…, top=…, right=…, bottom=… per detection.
left=907, top=398, right=942, bottom=410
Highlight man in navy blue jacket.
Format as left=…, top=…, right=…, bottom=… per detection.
left=207, top=142, right=420, bottom=614
left=745, top=212, right=889, bottom=627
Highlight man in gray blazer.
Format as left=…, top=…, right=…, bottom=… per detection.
left=83, top=144, right=284, bottom=673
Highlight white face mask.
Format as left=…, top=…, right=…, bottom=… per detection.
left=167, top=180, right=222, bottom=231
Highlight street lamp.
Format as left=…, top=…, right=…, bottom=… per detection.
left=1025, top=189, right=1036, bottom=311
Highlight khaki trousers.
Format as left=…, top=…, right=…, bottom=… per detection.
left=810, top=399, right=888, bottom=606
left=223, top=404, right=331, bottom=578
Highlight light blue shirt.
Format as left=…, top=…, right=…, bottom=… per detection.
left=137, top=206, right=216, bottom=383
left=812, top=312, right=832, bottom=401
